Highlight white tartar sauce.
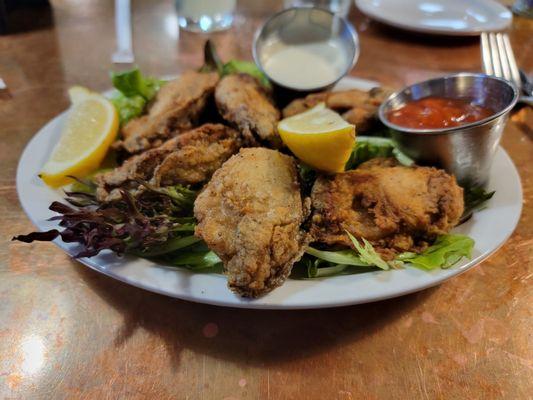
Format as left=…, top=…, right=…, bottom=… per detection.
left=260, top=37, right=348, bottom=90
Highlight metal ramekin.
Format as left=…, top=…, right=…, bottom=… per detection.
left=252, top=7, right=359, bottom=92
left=379, top=73, right=519, bottom=188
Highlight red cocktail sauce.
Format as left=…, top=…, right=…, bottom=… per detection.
left=387, top=97, right=494, bottom=130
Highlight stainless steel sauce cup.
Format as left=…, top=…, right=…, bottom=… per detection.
left=378, top=73, right=519, bottom=188
left=253, top=7, right=359, bottom=92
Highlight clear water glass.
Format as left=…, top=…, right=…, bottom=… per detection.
left=284, top=0, right=351, bottom=17
left=176, top=0, right=236, bottom=32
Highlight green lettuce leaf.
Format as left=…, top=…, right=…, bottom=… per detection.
left=306, top=246, right=370, bottom=266
left=110, top=93, right=146, bottom=125
left=110, top=68, right=164, bottom=100
left=200, top=40, right=271, bottom=88
left=345, top=136, right=413, bottom=170
left=67, top=162, right=116, bottom=194
left=222, top=60, right=271, bottom=89
left=133, top=235, right=201, bottom=257
left=345, top=231, right=390, bottom=270
left=109, top=68, right=165, bottom=124
left=165, top=250, right=222, bottom=270
left=397, top=234, right=474, bottom=270
left=462, top=186, right=495, bottom=221
left=306, top=259, right=349, bottom=278
left=296, top=250, right=379, bottom=278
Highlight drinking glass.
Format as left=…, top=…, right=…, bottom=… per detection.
left=284, top=0, right=351, bottom=17
left=176, top=0, right=236, bottom=32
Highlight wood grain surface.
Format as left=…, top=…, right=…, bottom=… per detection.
left=0, top=1, right=532, bottom=399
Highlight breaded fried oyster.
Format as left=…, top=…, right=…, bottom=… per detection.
left=283, top=87, right=392, bottom=132
left=194, top=148, right=309, bottom=297
left=96, top=124, right=241, bottom=201
left=114, top=71, right=219, bottom=155
left=310, top=158, right=464, bottom=260
left=215, top=74, right=282, bottom=148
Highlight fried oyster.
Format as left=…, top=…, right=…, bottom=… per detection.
left=283, top=87, right=392, bottom=132
left=215, top=73, right=282, bottom=148
left=194, top=148, right=309, bottom=297
left=95, top=123, right=241, bottom=201
left=310, top=158, right=464, bottom=260
left=114, top=71, right=220, bottom=155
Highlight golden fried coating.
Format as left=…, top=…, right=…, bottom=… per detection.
left=96, top=124, right=241, bottom=201
left=151, top=124, right=241, bottom=187
left=310, top=158, right=464, bottom=259
left=282, top=92, right=328, bottom=116
left=282, top=87, right=392, bottom=132
left=215, top=74, right=282, bottom=147
left=194, top=148, right=309, bottom=297
left=114, top=71, right=219, bottom=155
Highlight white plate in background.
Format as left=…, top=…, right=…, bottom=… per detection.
left=355, top=0, right=512, bottom=36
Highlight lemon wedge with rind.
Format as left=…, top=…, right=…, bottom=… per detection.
left=278, top=103, right=355, bottom=173
left=68, top=85, right=94, bottom=104
left=39, top=90, right=119, bottom=188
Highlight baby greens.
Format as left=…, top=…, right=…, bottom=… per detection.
left=345, top=231, right=390, bottom=270
left=397, top=234, right=475, bottom=270
left=462, top=186, right=495, bottom=221
left=299, top=256, right=377, bottom=278
left=201, top=39, right=271, bottom=88
left=111, top=68, right=164, bottom=100
left=110, top=68, right=165, bottom=125
left=306, top=246, right=369, bottom=266
left=222, top=60, right=271, bottom=88
left=345, top=136, right=413, bottom=170
left=13, top=181, right=197, bottom=258
left=301, top=233, right=475, bottom=278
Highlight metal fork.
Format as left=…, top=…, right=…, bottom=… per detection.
left=481, top=32, right=532, bottom=106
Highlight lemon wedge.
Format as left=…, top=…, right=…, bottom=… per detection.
left=278, top=103, right=355, bottom=173
left=39, top=88, right=119, bottom=187
left=68, top=85, right=94, bottom=104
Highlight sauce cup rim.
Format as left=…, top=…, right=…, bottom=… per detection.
left=378, top=73, right=519, bottom=135
left=252, top=6, right=359, bottom=92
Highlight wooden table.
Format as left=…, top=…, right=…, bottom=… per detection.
left=1, top=1, right=532, bottom=398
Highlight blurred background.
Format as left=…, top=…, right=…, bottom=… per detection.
left=0, top=0, right=530, bottom=91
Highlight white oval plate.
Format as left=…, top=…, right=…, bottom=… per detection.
left=16, top=77, right=522, bottom=309
left=355, top=0, right=512, bottom=36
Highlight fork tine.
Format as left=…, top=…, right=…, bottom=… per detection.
left=501, top=33, right=521, bottom=89
left=488, top=33, right=503, bottom=78
left=495, top=33, right=512, bottom=82
left=481, top=32, right=493, bottom=75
